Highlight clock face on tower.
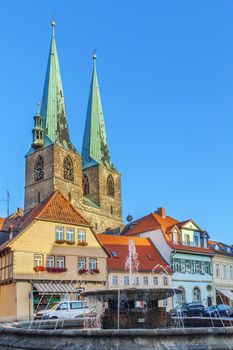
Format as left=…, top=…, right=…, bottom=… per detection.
left=34, top=155, right=44, bottom=181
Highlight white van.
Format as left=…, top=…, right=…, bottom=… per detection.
left=34, top=301, right=90, bottom=320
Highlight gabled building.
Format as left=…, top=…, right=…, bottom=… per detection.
left=122, top=208, right=214, bottom=306
left=24, top=21, right=123, bottom=233
left=98, top=234, right=173, bottom=309
left=208, top=240, right=233, bottom=306
left=0, top=191, right=108, bottom=321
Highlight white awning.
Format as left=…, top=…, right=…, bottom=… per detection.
left=33, top=282, right=77, bottom=294
left=217, top=288, right=233, bottom=301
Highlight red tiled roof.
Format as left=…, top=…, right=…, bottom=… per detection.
left=98, top=234, right=172, bottom=273
left=19, top=191, right=90, bottom=231
left=122, top=212, right=212, bottom=255
left=0, top=191, right=90, bottom=236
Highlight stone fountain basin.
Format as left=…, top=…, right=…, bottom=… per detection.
left=82, top=287, right=179, bottom=301
left=1, top=325, right=233, bottom=349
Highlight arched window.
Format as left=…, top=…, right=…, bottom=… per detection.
left=34, top=155, right=44, bottom=181
left=107, top=174, right=115, bottom=197
left=83, top=174, right=89, bottom=195
left=176, top=287, right=185, bottom=304
left=193, top=287, right=201, bottom=302
left=63, top=156, right=74, bottom=182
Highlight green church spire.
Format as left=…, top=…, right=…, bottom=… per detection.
left=82, top=54, right=113, bottom=169
left=40, top=21, right=75, bottom=151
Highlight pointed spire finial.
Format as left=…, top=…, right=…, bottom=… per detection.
left=93, top=48, right=97, bottom=60
left=37, top=102, right=41, bottom=114
left=51, top=16, right=56, bottom=36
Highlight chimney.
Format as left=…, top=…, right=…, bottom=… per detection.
left=157, top=207, right=166, bottom=218
left=17, top=208, right=23, bottom=217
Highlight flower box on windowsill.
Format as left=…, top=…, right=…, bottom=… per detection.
left=34, top=266, right=45, bottom=272
left=78, top=268, right=88, bottom=275
left=66, top=240, right=75, bottom=245
left=55, top=239, right=66, bottom=244
left=77, top=241, right=88, bottom=246
left=90, top=268, right=100, bottom=274
left=46, top=267, right=67, bottom=273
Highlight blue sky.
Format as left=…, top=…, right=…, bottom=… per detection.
left=0, top=1, right=232, bottom=243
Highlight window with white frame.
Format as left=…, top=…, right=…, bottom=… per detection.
left=183, top=234, right=190, bottom=246
left=124, top=276, right=129, bottom=286
left=112, top=276, right=118, bottom=286
left=193, top=287, right=201, bottom=302
left=230, top=266, right=233, bottom=280
left=153, top=276, right=158, bottom=286
left=34, top=254, right=43, bottom=267
left=55, top=226, right=64, bottom=241
left=203, top=236, right=208, bottom=248
left=46, top=256, right=55, bottom=268
left=173, top=231, right=178, bottom=244
left=89, top=258, right=97, bottom=270
left=177, top=287, right=185, bottom=304
left=66, top=228, right=74, bottom=242
left=78, top=229, right=86, bottom=242
left=134, top=276, right=139, bottom=286
left=163, top=276, right=168, bottom=286
left=78, top=257, right=86, bottom=270
left=194, top=232, right=199, bottom=247
left=163, top=298, right=168, bottom=306
left=216, top=263, right=220, bottom=278
left=223, top=265, right=227, bottom=279
left=143, top=276, right=149, bottom=286
left=57, top=256, right=65, bottom=268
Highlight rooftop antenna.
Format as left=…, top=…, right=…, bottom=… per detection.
left=0, top=190, right=10, bottom=217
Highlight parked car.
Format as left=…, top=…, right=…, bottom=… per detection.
left=34, top=301, right=90, bottom=320
left=171, top=302, right=205, bottom=317
left=203, top=304, right=233, bottom=318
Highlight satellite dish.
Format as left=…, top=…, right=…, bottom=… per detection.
left=127, top=214, right=133, bottom=222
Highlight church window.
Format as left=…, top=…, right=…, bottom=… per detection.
left=68, top=192, right=71, bottom=202
left=95, top=223, right=98, bottom=230
left=63, top=156, right=74, bottom=182
left=34, top=155, right=44, bottom=181
left=111, top=206, right=114, bottom=215
left=38, top=191, right=40, bottom=204
left=82, top=174, right=89, bottom=195
left=107, top=174, right=115, bottom=197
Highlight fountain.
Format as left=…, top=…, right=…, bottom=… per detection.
left=1, top=241, right=233, bottom=349
left=82, top=240, right=180, bottom=329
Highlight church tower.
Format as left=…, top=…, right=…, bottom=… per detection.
left=80, top=54, right=123, bottom=232
left=24, top=21, right=83, bottom=212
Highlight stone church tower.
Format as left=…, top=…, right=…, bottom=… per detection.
left=24, top=22, right=123, bottom=233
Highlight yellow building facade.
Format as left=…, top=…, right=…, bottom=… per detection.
left=0, top=191, right=108, bottom=321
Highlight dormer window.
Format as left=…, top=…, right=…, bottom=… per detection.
left=173, top=231, right=178, bottom=244
left=203, top=237, right=208, bottom=248
left=215, top=244, right=220, bottom=250
left=183, top=234, right=190, bottom=246
left=194, top=232, right=200, bottom=247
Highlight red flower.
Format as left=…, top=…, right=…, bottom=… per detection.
left=34, top=266, right=45, bottom=272
left=46, top=267, right=67, bottom=273
left=78, top=268, right=88, bottom=275
left=90, top=268, right=100, bottom=274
